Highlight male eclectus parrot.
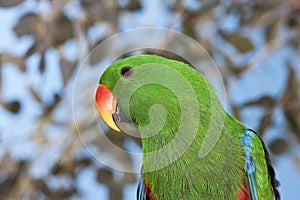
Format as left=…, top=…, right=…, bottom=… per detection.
left=95, top=54, right=279, bottom=200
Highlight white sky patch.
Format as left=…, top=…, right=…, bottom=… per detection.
left=76, top=167, right=109, bottom=200
left=29, top=144, right=65, bottom=179
left=183, top=0, right=201, bottom=11
left=230, top=46, right=289, bottom=105
left=0, top=0, right=36, bottom=55
left=88, top=23, right=112, bottom=44
left=275, top=155, right=300, bottom=200
left=38, top=48, right=64, bottom=103
left=123, top=183, right=138, bottom=200
left=63, top=0, right=85, bottom=20
left=119, top=0, right=178, bottom=30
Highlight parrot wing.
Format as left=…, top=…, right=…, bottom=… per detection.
left=137, top=176, right=150, bottom=200
left=240, top=129, right=280, bottom=200
left=136, top=129, right=280, bottom=200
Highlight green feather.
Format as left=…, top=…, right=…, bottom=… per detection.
left=99, top=54, right=278, bottom=200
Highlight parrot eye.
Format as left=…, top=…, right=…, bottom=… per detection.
left=120, top=66, right=133, bottom=78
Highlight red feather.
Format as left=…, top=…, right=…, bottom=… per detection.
left=237, top=187, right=249, bottom=200
left=144, top=179, right=157, bottom=200
left=236, top=179, right=250, bottom=200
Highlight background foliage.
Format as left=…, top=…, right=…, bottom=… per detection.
left=0, top=0, right=300, bottom=199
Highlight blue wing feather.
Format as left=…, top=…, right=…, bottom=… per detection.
left=137, top=176, right=149, bottom=200
left=240, top=129, right=259, bottom=200
left=137, top=167, right=150, bottom=200
left=241, top=129, right=280, bottom=200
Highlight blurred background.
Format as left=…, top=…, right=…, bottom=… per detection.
left=0, top=0, right=300, bottom=199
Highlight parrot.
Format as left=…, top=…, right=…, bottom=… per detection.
left=95, top=54, right=280, bottom=200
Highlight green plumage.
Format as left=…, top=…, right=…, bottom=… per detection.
left=99, top=54, right=278, bottom=199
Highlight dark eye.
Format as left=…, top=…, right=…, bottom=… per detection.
left=120, top=66, right=133, bottom=78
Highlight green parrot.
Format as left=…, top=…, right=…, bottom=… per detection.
left=95, top=54, right=279, bottom=200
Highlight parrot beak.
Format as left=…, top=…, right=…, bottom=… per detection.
left=95, top=84, right=121, bottom=132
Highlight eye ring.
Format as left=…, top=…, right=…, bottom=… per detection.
left=120, top=66, right=133, bottom=78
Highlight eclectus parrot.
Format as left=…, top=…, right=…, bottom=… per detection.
left=95, top=55, right=280, bottom=200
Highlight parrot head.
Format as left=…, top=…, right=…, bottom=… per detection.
left=95, top=54, right=221, bottom=157
left=95, top=54, right=208, bottom=139
left=95, top=54, right=149, bottom=136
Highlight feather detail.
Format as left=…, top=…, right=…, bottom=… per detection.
left=237, top=178, right=250, bottom=200
left=137, top=177, right=148, bottom=200
left=241, top=129, right=280, bottom=200
left=137, top=168, right=157, bottom=200
left=237, top=187, right=249, bottom=200
left=240, top=129, right=258, bottom=200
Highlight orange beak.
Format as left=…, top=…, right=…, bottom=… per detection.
left=95, top=84, right=120, bottom=132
